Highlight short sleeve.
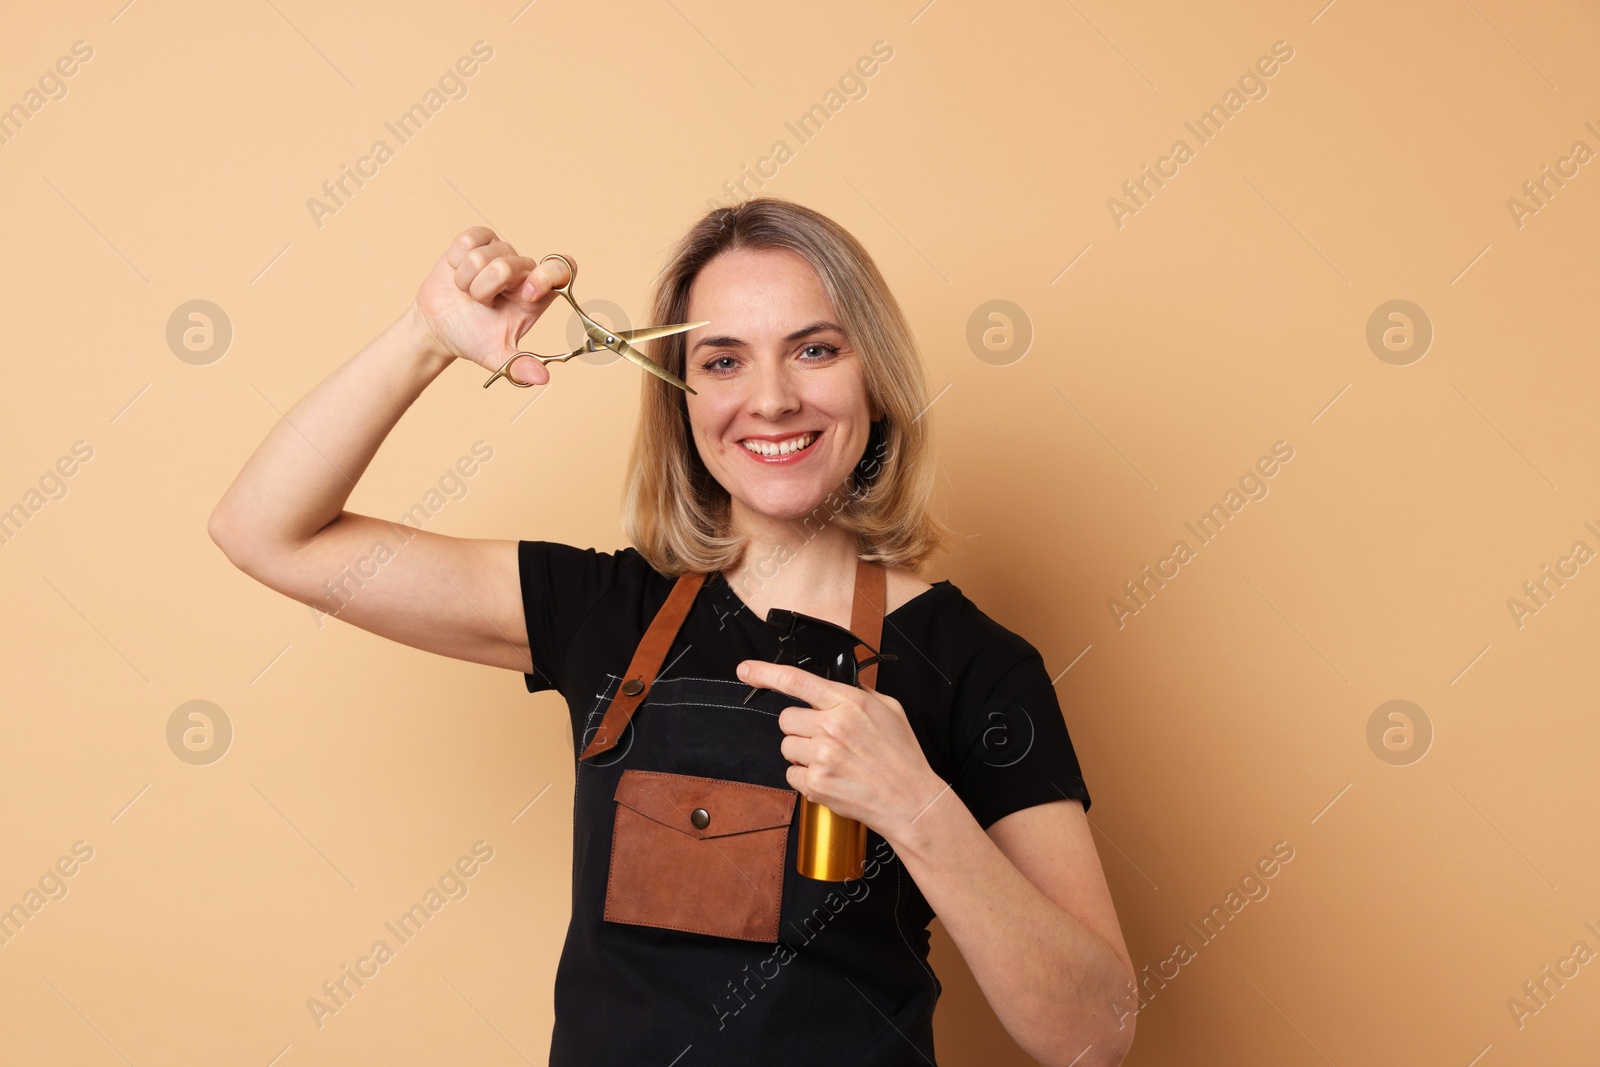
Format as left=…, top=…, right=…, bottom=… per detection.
left=949, top=648, right=1092, bottom=830
left=518, top=540, right=641, bottom=696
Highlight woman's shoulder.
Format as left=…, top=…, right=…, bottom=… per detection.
left=884, top=564, right=934, bottom=615
left=888, top=571, right=1046, bottom=670
left=520, top=540, right=661, bottom=579
left=518, top=540, right=675, bottom=622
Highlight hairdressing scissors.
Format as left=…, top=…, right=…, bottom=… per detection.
left=482, top=254, right=706, bottom=395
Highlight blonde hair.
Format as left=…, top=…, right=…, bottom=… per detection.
left=621, top=197, right=958, bottom=577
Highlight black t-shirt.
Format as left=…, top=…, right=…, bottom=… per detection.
left=518, top=540, right=1092, bottom=1064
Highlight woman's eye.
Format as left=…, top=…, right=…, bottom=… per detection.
left=701, top=344, right=838, bottom=375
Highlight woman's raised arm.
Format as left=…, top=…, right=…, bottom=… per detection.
left=207, top=228, right=573, bottom=672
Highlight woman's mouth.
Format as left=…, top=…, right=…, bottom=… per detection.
left=739, top=431, right=820, bottom=464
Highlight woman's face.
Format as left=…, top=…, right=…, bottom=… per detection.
left=682, top=247, right=879, bottom=531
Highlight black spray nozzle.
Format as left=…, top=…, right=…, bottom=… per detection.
left=740, top=608, right=897, bottom=704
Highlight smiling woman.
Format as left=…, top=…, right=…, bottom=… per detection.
left=208, top=197, right=1135, bottom=1067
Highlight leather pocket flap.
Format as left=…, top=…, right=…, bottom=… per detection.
left=614, top=770, right=796, bottom=840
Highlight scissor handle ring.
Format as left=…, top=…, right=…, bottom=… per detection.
left=482, top=254, right=579, bottom=388
left=483, top=349, right=586, bottom=388
left=537, top=253, right=576, bottom=296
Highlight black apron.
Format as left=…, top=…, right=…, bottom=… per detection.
left=548, top=558, right=943, bottom=1065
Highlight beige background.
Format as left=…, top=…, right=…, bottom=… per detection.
left=2, top=0, right=1597, bottom=1063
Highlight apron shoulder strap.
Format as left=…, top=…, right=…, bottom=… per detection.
left=849, top=555, right=887, bottom=691
left=578, top=570, right=705, bottom=761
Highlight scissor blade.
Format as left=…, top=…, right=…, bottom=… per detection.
left=604, top=333, right=697, bottom=395
left=614, top=320, right=709, bottom=345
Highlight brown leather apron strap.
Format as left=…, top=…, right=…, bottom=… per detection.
left=850, top=555, right=887, bottom=691
left=579, top=571, right=706, bottom=761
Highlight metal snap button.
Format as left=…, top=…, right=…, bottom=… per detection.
left=690, top=808, right=710, bottom=830
left=620, top=677, right=644, bottom=697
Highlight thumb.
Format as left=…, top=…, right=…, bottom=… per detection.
left=498, top=351, right=549, bottom=387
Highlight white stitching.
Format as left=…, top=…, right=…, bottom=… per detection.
left=586, top=674, right=785, bottom=718
left=589, top=673, right=759, bottom=701
left=620, top=698, right=779, bottom=717
left=651, top=674, right=750, bottom=686
left=590, top=671, right=621, bottom=703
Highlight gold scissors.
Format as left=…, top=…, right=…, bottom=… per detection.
left=482, top=254, right=705, bottom=395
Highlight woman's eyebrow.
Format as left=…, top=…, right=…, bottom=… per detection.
left=691, top=320, right=845, bottom=351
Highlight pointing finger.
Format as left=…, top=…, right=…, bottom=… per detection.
left=737, top=660, right=850, bottom=708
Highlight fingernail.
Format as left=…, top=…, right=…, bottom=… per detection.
left=736, top=662, right=749, bottom=679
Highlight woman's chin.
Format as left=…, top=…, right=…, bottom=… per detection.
left=736, top=487, right=841, bottom=525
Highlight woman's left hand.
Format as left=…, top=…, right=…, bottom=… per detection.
left=736, top=659, right=947, bottom=840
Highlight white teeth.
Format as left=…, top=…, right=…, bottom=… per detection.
left=741, top=433, right=815, bottom=457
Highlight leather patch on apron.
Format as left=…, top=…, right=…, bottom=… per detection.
left=605, top=769, right=798, bottom=942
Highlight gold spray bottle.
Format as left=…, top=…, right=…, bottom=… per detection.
left=742, top=609, right=895, bottom=881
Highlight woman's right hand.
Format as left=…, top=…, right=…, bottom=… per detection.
left=409, top=226, right=576, bottom=386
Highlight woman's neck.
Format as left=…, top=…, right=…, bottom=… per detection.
left=722, top=517, right=863, bottom=629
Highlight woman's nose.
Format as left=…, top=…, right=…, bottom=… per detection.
left=745, top=360, right=800, bottom=418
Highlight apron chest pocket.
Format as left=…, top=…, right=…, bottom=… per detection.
left=605, top=769, right=798, bottom=942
